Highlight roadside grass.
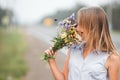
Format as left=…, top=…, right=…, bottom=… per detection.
left=0, top=27, right=28, bottom=80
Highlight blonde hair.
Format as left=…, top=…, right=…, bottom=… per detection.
left=77, top=6, right=119, bottom=55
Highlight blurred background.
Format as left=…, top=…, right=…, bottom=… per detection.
left=0, top=0, right=120, bottom=80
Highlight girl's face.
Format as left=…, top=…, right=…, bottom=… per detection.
left=76, top=24, right=87, bottom=41
left=77, top=25, right=84, bottom=40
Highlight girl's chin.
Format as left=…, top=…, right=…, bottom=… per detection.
left=80, top=37, right=83, bottom=40
left=81, top=37, right=85, bottom=41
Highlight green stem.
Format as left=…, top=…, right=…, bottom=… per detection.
left=41, top=53, right=55, bottom=61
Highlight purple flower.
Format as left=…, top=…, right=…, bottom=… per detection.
left=58, top=13, right=77, bottom=30
left=66, top=25, right=71, bottom=31
left=65, top=23, right=68, bottom=27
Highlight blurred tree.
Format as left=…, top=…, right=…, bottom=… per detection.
left=0, top=8, right=6, bottom=26
left=102, top=2, right=120, bottom=31
left=112, top=2, right=120, bottom=31
left=0, top=8, right=13, bottom=27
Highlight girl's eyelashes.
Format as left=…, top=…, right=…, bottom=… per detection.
left=80, top=32, right=83, bottom=35
left=81, top=32, right=83, bottom=34
left=76, top=31, right=83, bottom=35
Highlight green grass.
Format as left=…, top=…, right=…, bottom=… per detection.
left=0, top=27, right=28, bottom=80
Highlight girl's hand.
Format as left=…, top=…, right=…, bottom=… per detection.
left=44, top=47, right=57, bottom=61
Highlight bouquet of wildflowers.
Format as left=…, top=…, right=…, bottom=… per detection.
left=42, top=13, right=82, bottom=61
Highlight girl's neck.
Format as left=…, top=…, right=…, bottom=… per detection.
left=84, top=41, right=94, bottom=51
left=84, top=41, right=92, bottom=47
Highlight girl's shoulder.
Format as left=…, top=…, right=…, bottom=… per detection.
left=106, top=52, right=120, bottom=69
left=109, top=52, right=120, bottom=64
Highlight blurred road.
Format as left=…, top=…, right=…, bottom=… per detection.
left=25, top=26, right=57, bottom=44
left=22, top=26, right=66, bottom=80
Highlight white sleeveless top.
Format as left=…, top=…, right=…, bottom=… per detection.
left=68, top=41, right=110, bottom=80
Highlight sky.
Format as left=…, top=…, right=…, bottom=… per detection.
left=0, top=0, right=114, bottom=24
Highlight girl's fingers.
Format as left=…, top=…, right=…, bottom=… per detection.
left=51, top=50, right=54, bottom=55
left=45, top=50, right=50, bottom=55
left=45, top=49, right=52, bottom=56
left=54, top=52, right=57, bottom=56
left=49, top=47, right=55, bottom=55
left=48, top=49, right=52, bottom=55
left=44, top=47, right=56, bottom=56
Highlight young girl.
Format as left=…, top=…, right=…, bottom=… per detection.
left=44, top=6, right=120, bottom=80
